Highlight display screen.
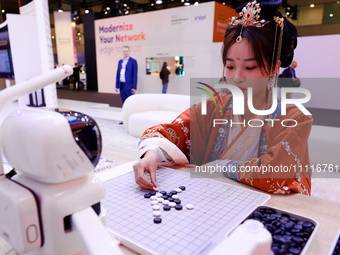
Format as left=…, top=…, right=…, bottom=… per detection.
left=0, top=49, right=11, bottom=73
left=0, top=26, right=14, bottom=79
left=146, top=56, right=184, bottom=76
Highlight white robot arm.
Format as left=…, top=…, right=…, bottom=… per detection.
left=0, top=66, right=123, bottom=255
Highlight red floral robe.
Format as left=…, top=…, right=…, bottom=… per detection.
left=140, top=95, right=313, bottom=195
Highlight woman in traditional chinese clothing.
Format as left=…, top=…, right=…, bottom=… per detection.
left=133, top=0, right=313, bottom=195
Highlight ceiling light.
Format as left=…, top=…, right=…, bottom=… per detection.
left=125, top=10, right=129, bottom=14
left=2, top=9, right=5, bottom=13
left=58, top=4, right=63, bottom=12
left=184, top=0, right=190, bottom=5
left=222, top=2, right=225, bottom=5
left=85, top=8, right=89, bottom=14
left=330, top=13, right=334, bottom=17
left=104, top=11, right=108, bottom=14
left=106, top=7, right=110, bottom=10
left=156, top=0, right=162, bottom=4
left=194, top=1, right=198, bottom=5
left=310, top=4, right=314, bottom=8
left=151, top=3, right=154, bottom=6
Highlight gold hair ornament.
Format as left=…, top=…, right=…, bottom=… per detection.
left=228, top=0, right=270, bottom=43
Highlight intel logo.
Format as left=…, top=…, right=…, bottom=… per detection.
left=195, top=14, right=206, bottom=21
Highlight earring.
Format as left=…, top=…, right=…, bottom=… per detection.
left=267, top=77, right=274, bottom=88
left=267, top=74, right=278, bottom=89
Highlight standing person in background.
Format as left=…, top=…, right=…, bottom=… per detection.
left=279, top=61, right=300, bottom=99
left=116, top=46, right=138, bottom=104
left=160, top=62, right=170, bottom=94
left=72, top=63, right=81, bottom=91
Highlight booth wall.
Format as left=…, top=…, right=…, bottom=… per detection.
left=212, top=34, right=340, bottom=110
left=281, top=34, right=340, bottom=110
left=95, top=2, right=216, bottom=95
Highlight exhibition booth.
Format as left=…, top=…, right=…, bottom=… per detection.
left=95, top=2, right=236, bottom=95
left=1, top=0, right=340, bottom=255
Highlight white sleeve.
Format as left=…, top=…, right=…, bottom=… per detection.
left=139, top=145, right=175, bottom=167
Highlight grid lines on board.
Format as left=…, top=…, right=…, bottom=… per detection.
left=102, top=167, right=270, bottom=255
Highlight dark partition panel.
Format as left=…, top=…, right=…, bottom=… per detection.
left=83, top=12, right=98, bottom=91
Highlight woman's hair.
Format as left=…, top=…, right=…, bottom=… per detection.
left=222, top=16, right=297, bottom=76
left=162, top=62, right=167, bottom=68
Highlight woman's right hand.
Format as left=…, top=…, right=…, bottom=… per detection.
left=133, top=150, right=158, bottom=189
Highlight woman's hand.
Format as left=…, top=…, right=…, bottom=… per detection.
left=133, top=150, right=158, bottom=189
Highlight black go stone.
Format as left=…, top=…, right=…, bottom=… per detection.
left=175, top=205, right=183, bottom=210
left=174, top=199, right=181, bottom=204
left=163, top=205, right=171, bottom=211
left=302, top=222, right=314, bottom=228
left=291, top=229, right=300, bottom=234
left=266, top=208, right=276, bottom=214
left=179, top=186, right=186, bottom=190
left=285, top=223, right=294, bottom=230
left=170, top=190, right=177, bottom=195
left=294, top=224, right=303, bottom=231
left=267, top=215, right=277, bottom=221
left=160, top=191, right=167, bottom=195
left=154, top=217, right=162, bottom=224
left=279, top=248, right=287, bottom=255
left=168, top=197, right=175, bottom=202
left=292, top=237, right=304, bottom=245
left=265, top=224, right=275, bottom=233
left=144, top=194, right=151, bottom=198
left=254, top=211, right=263, bottom=218
left=281, top=213, right=290, bottom=218
left=167, top=193, right=173, bottom=197
left=149, top=191, right=156, bottom=196
left=289, top=247, right=301, bottom=255
left=161, top=195, right=168, bottom=200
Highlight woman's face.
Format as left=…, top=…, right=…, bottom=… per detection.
left=224, top=38, right=269, bottom=100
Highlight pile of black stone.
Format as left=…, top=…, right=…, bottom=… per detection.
left=247, top=207, right=316, bottom=255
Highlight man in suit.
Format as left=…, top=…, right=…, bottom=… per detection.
left=279, top=61, right=300, bottom=99
left=116, top=46, right=138, bottom=104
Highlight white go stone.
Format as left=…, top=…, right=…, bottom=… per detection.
left=152, top=205, right=161, bottom=210
left=157, top=198, right=164, bottom=203
left=153, top=211, right=161, bottom=217
left=153, top=187, right=159, bottom=191
left=172, top=195, right=179, bottom=199
left=162, top=200, right=169, bottom=205
left=175, top=188, right=182, bottom=193
left=150, top=196, right=157, bottom=200
left=151, top=201, right=158, bottom=205
left=169, top=202, right=176, bottom=208
left=156, top=193, right=163, bottom=198
left=186, top=204, right=194, bottom=210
